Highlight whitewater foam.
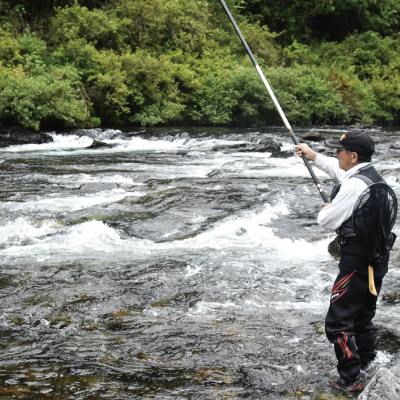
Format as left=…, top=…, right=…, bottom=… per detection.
left=0, top=189, right=131, bottom=213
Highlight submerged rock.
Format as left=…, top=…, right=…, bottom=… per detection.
left=382, top=291, right=400, bottom=304
left=390, top=142, right=400, bottom=150
left=87, top=140, right=116, bottom=149
left=0, top=127, right=53, bottom=147
left=239, top=366, right=290, bottom=392
left=270, top=150, right=294, bottom=158
left=212, top=143, right=250, bottom=152
left=300, top=131, right=324, bottom=142
left=237, top=144, right=276, bottom=153
left=252, top=137, right=281, bottom=153
left=79, top=182, right=119, bottom=192
left=212, top=137, right=288, bottom=156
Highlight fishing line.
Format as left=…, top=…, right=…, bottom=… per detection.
left=219, top=0, right=329, bottom=202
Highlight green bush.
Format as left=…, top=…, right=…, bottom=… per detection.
left=0, top=67, right=89, bottom=130
left=189, top=61, right=352, bottom=126
left=273, top=65, right=351, bottom=125
left=284, top=32, right=400, bottom=124
left=48, top=3, right=131, bottom=52
left=0, top=0, right=400, bottom=129
left=0, top=27, right=22, bottom=66
left=238, top=0, right=400, bottom=44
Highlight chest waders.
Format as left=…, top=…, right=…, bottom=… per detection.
left=325, top=165, right=397, bottom=384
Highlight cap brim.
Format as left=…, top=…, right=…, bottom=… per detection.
left=324, top=139, right=346, bottom=149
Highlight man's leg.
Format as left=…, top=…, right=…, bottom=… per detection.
left=354, top=275, right=383, bottom=366
left=325, top=268, right=369, bottom=383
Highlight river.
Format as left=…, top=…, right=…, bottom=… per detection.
left=1, top=126, right=399, bottom=399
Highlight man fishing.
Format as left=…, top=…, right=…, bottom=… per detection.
left=294, top=129, right=397, bottom=392
left=217, top=1, right=397, bottom=391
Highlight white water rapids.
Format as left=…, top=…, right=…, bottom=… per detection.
left=0, top=127, right=399, bottom=399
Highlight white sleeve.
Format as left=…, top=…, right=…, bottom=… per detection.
left=314, top=153, right=345, bottom=181
left=317, top=178, right=368, bottom=230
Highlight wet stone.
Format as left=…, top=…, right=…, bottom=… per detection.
left=375, top=327, right=400, bottom=354
left=389, top=142, right=400, bottom=150
left=239, top=366, right=292, bottom=393
left=300, top=131, right=324, bottom=142
left=86, top=140, right=116, bottom=149
left=212, top=137, right=281, bottom=154
left=358, top=364, right=400, bottom=400
left=0, top=128, right=53, bottom=147
left=79, top=182, right=119, bottom=192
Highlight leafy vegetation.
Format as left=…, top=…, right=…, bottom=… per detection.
left=0, top=0, right=399, bottom=130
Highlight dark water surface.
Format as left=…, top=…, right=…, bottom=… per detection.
left=1, top=127, right=400, bottom=399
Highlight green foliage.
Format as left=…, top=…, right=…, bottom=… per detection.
left=230, top=21, right=281, bottom=66
left=0, top=67, right=89, bottom=130
left=0, top=0, right=27, bottom=32
left=121, top=50, right=195, bottom=125
left=0, top=27, right=21, bottom=65
left=0, top=0, right=74, bottom=33
left=239, top=0, right=400, bottom=44
left=188, top=59, right=351, bottom=126
left=266, top=65, right=351, bottom=125
left=284, top=32, right=400, bottom=124
left=48, top=3, right=131, bottom=52
left=17, top=29, right=49, bottom=73
left=115, top=0, right=212, bottom=54
left=0, top=0, right=399, bottom=129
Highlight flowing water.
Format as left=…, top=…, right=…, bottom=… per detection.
left=0, top=126, right=400, bottom=399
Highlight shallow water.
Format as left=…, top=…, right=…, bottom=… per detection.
left=1, top=126, right=400, bottom=399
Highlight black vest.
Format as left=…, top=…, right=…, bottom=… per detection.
left=330, top=165, right=385, bottom=238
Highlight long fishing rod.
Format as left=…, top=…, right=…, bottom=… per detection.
left=219, top=0, right=329, bottom=203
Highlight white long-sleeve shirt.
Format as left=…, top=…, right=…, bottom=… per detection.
left=314, top=154, right=371, bottom=231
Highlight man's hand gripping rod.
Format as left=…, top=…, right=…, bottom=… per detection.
left=219, top=0, right=329, bottom=203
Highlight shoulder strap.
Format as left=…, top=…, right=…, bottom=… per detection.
left=352, top=173, right=373, bottom=186
left=331, top=165, right=383, bottom=202
left=352, top=165, right=385, bottom=186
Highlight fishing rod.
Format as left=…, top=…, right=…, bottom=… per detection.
left=219, top=0, right=329, bottom=203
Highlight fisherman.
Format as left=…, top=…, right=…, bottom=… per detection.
left=294, top=130, right=396, bottom=392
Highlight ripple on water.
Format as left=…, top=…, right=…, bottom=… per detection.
left=1, top=128, right=400, bottom=398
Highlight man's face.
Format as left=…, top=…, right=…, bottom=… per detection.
left=336, top=148, right=358, bottom=171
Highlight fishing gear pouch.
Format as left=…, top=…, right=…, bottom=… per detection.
left=371, top=231, right=397, bottom=266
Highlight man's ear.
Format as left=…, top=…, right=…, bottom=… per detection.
left=351, top=152, right=359, bottom=164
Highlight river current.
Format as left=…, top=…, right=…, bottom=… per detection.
left=0, top=127, right=399, bottom=399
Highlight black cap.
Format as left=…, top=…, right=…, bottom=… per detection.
left=324, top=130, right=375, bottom=159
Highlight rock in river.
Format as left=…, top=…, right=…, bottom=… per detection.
left=300, top=131, right=324, bottom=142
left=358, top=363, right=400, bottom=400
left=79, top=182, right=119, bottom=192
left=0, top=127, right=53, bottom=147
left=87, top=140, right=116, bottom=149
left=212, top=137, right=292, bottom=157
